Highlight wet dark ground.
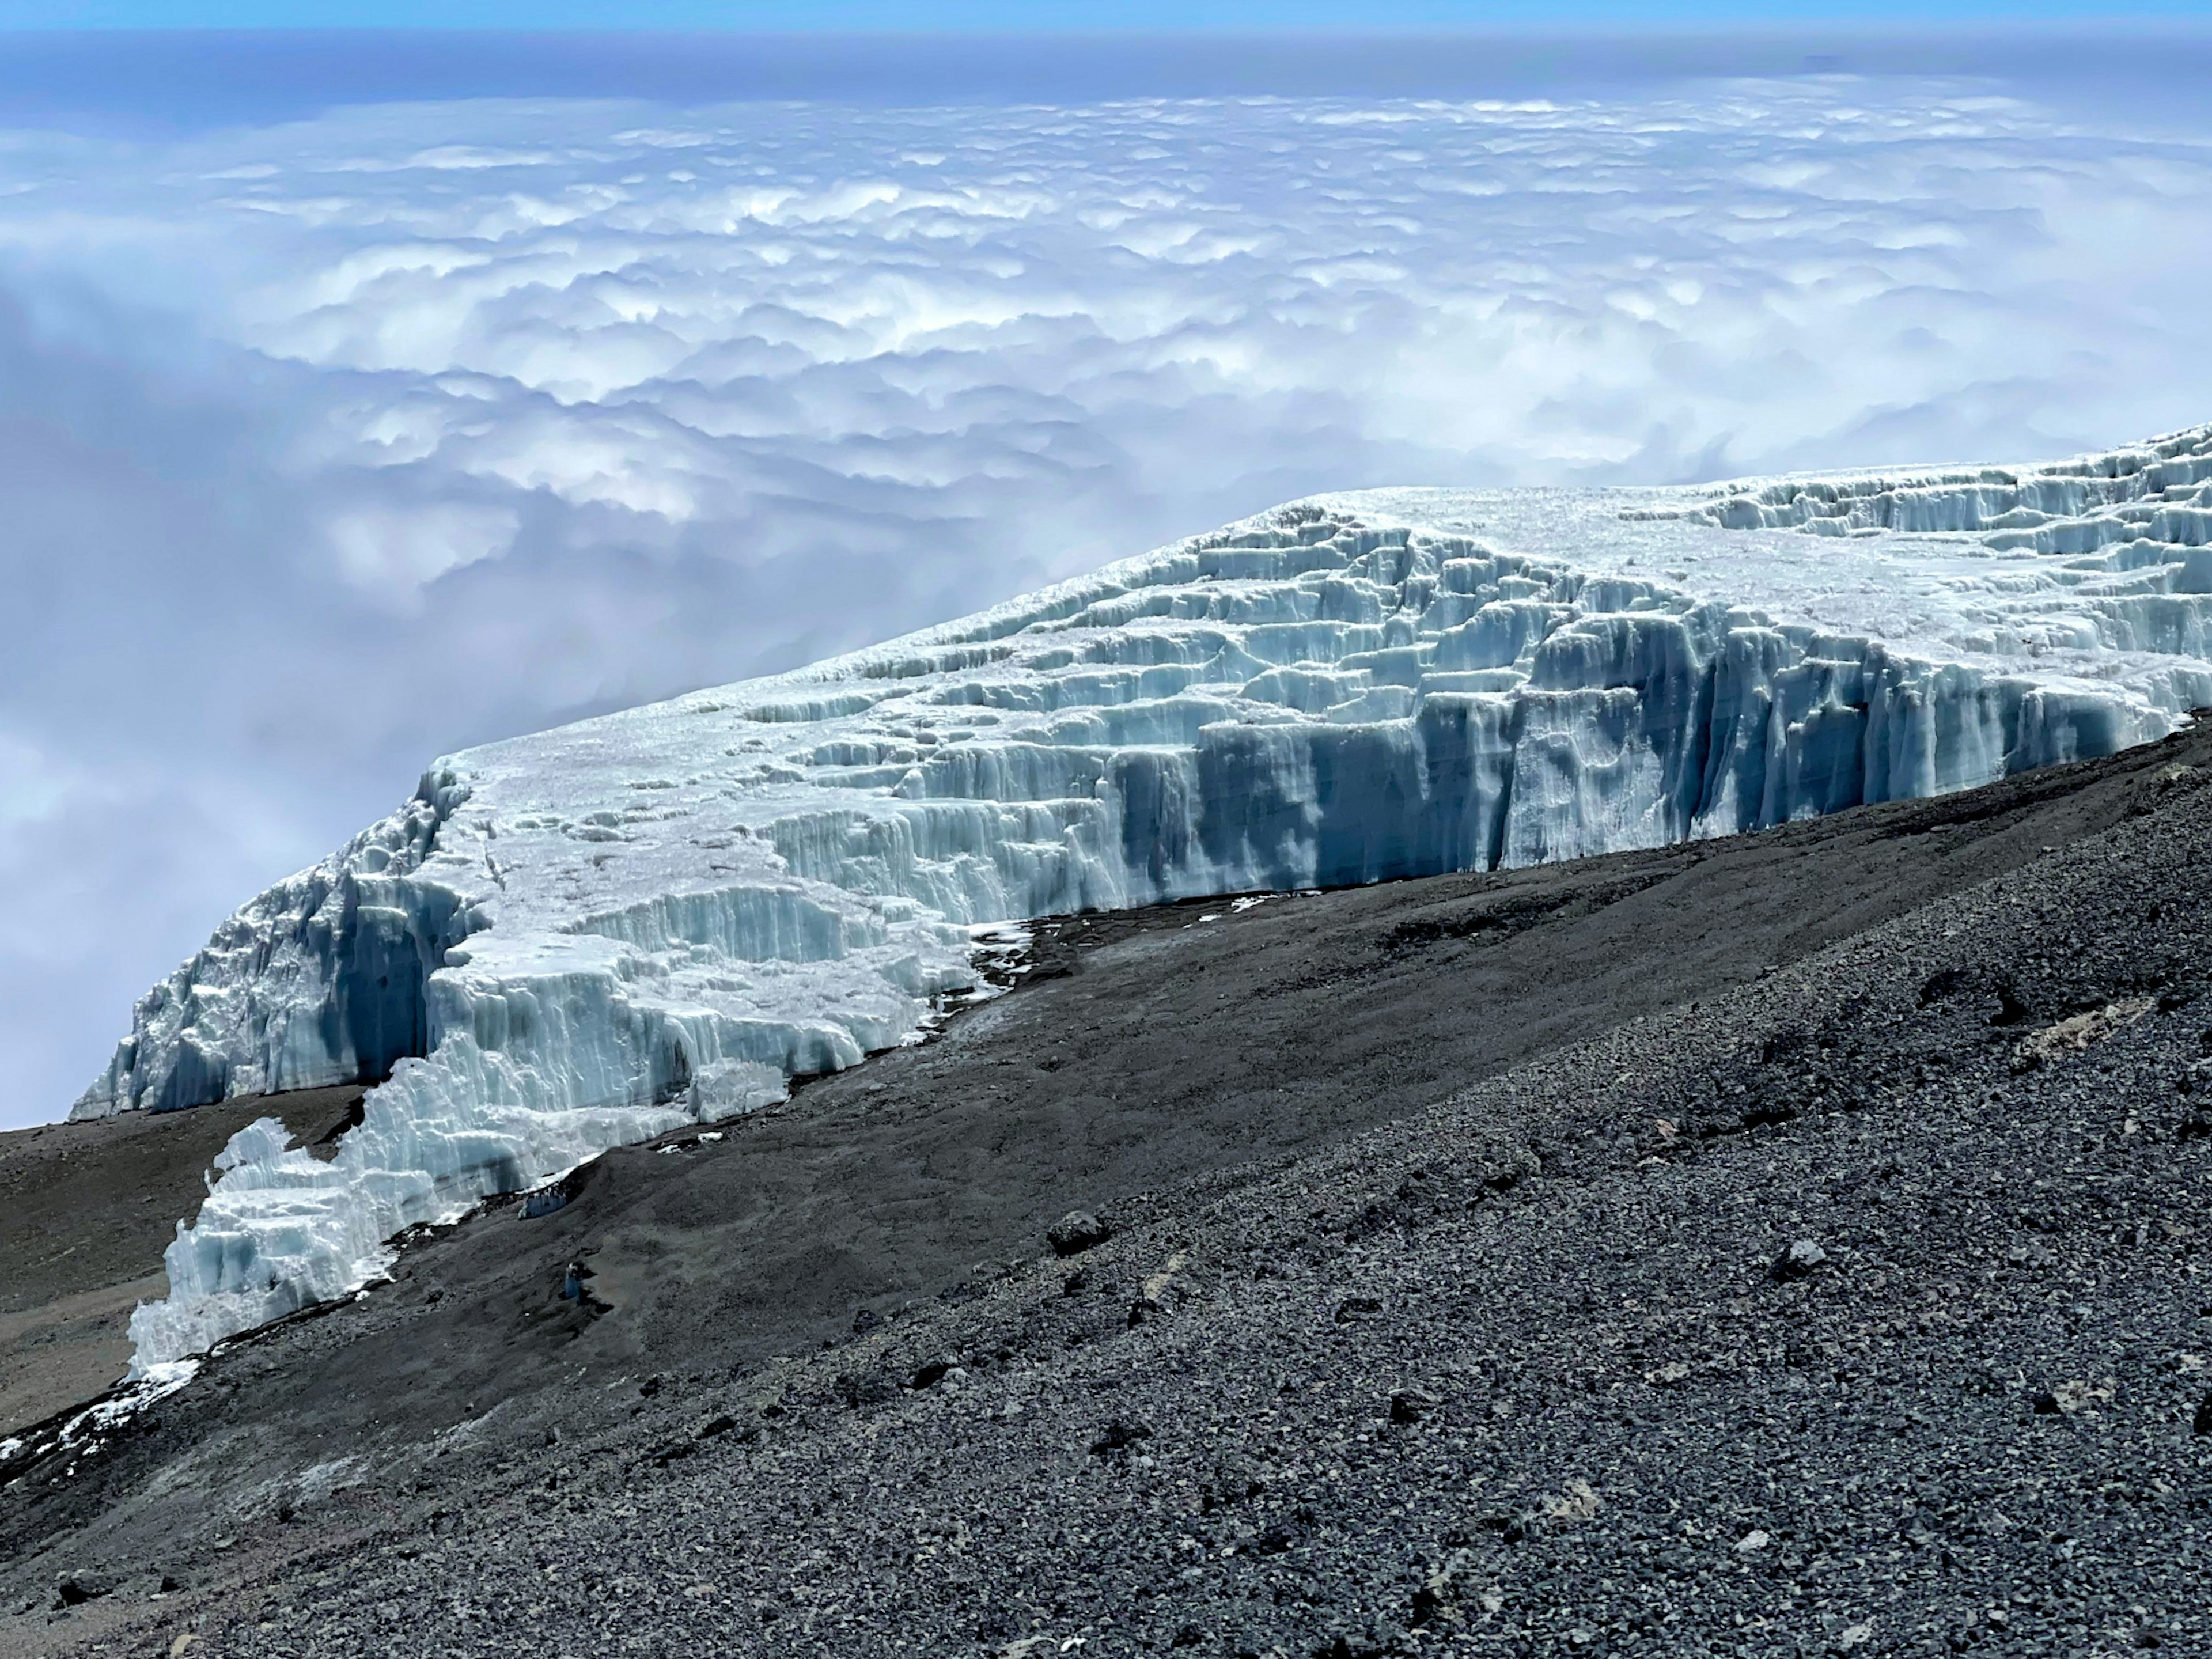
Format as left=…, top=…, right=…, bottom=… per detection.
left=5, top=725, right=2211, bottom=1657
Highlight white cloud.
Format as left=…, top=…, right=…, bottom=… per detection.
left=3, top=72, right=2212, bottom=1126
left=0, top=732, right=71, bottom=828
left=328, top=500, right=520, bottom=592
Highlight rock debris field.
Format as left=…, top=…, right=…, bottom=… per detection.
left=6, top=722, right=2212, bottom=1658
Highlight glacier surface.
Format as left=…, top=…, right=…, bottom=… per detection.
left=82, top=424, right=2212, bottom=1370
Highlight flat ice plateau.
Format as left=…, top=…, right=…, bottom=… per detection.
left=83, top=425, right=2212, bottom=1369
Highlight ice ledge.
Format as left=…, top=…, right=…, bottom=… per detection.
left=86, top=423, right=2212, bottom=1372
left=72, top=768, right=480, bottom=1122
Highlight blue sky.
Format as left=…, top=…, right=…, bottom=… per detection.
left=6, top=0, right=2211, bottom=26
left=7, top=19, right=2212, bottom=137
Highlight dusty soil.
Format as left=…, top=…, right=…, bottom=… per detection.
left=3, top=725, right=2211, bottom=1657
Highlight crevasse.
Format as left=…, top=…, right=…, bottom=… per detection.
left=84, top=424, right=2212, bottom=1371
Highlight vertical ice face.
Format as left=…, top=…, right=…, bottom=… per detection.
left=89, top=424, right=2212, bottom=1370
left=74, top=785, right=482, bottom=1119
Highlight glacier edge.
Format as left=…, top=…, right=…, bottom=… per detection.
left=82, top=423, right=2212, bottom=1373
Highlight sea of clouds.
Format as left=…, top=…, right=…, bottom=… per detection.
left=5, top=70, right=2212, bottom=1126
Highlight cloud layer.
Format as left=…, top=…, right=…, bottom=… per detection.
left=5, top=74, right=2212, bottom=1125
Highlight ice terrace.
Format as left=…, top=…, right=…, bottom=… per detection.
left=77, top=423, right=2212, bottom=1368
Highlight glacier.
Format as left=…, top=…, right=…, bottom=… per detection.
left=78, top=423, right=2212, bottom=1372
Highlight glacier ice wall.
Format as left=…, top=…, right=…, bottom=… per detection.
left=87, top=423, right=2212, bottom=1369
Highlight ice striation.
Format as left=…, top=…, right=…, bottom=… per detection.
left=79, top=424, right=2212, bottom=1370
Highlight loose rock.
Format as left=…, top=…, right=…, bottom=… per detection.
left=1047, top=1211, right=1113, bottom=1257
left=1774, top=1238, right=1830, bottom=1281
left=1388, top=1387, right=1441, bottom=1425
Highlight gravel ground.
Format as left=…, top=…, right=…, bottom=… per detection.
left=5, top=730, right=2211, bottom=1658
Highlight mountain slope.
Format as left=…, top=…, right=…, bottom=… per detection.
left=6, top=716, right=2210, bottom=1657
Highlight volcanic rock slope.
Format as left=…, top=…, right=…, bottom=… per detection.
left=6, top=719, right=2211, bottom=1658
left=70, top=424, right=2212, bottom=1374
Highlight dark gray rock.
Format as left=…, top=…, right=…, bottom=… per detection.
left=1088, top=1417, right=1153, bottom=1458
left=1047, top=1211, right=1113, bottom=1257
left=1388, top=1387, right=1441, bottom=1425
left=910, top=1356, right=956, bottom=1390
left=52, top=1570, right=118, bottom=1608
left=1774, top=1237, right=1830, bottom=1280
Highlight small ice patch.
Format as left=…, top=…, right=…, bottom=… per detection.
left=0, top=1358, right=203, bottom=1483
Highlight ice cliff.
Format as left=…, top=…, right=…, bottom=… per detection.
left=83, top=424, right=2212, bottom=1370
